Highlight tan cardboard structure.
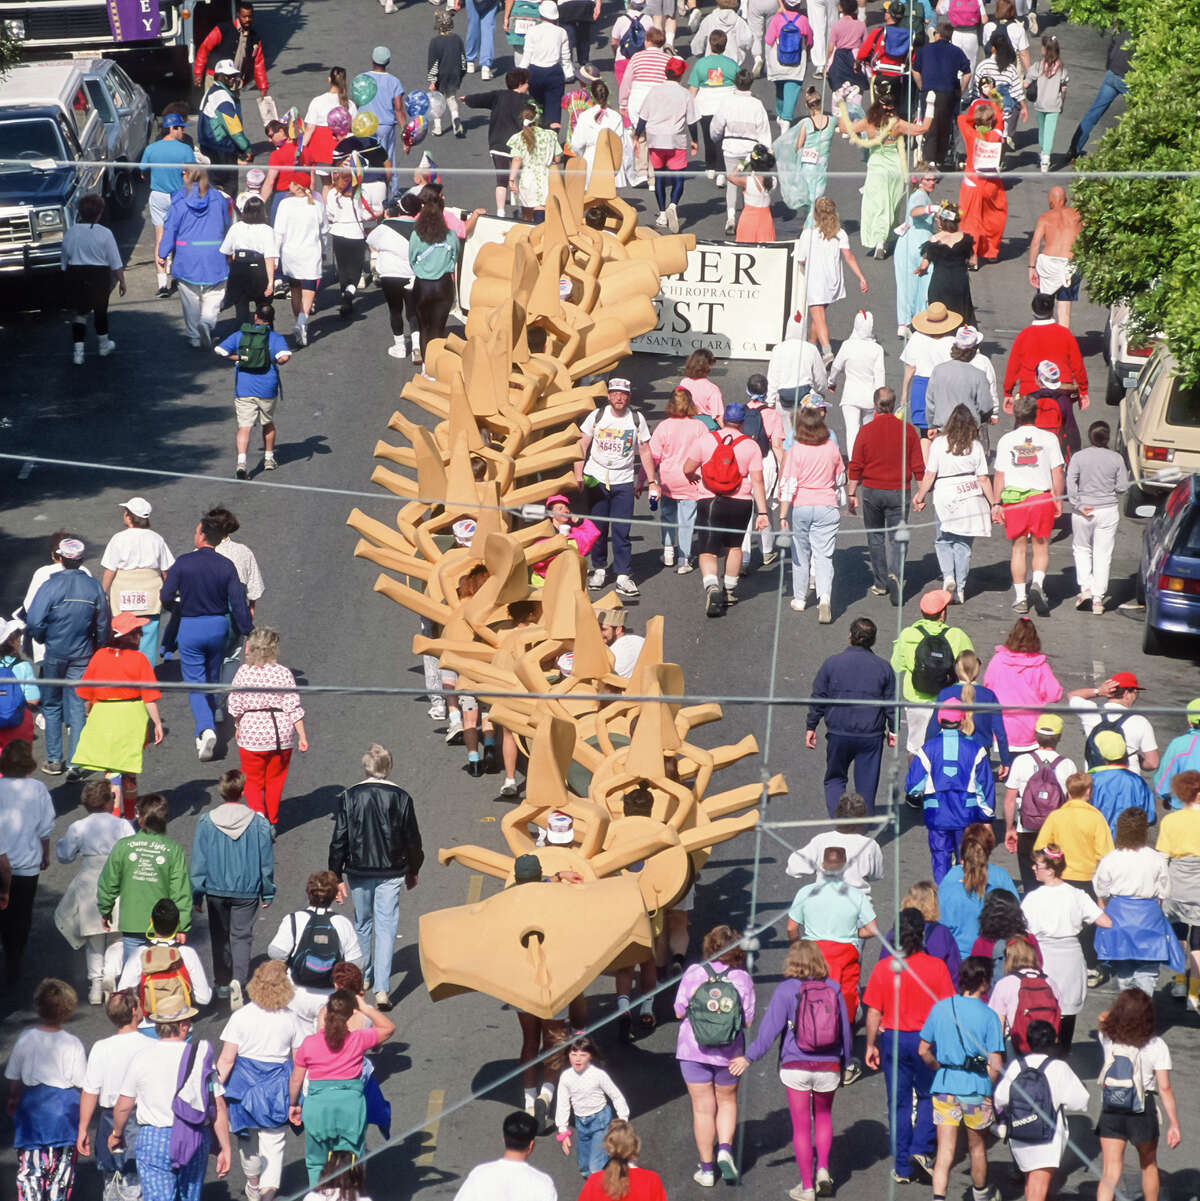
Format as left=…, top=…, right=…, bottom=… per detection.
left=348, top=134, right=788, bottom=1019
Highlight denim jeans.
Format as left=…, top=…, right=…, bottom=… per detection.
left=40, top=654, right=89, bottom=763
left=859, top=487, right=907, bottom=589
left=348, top=874, right=403, bottom=996
left=465, top=0, right=499, bottom=68
left=575, top=1104, right=614, bottom=1175
left=659, top=496, right=697, bottom=561
left=121, top=934, right=148, bottom=968
left=586, top=481, right=636, bottom=577
left=1110, top=960, right=1159, bottom=997
left=933, top=526, right=973, bottom=592
left=879, top=1029, right=935, bottom=1177
left=177, top=614, right=230, bottom=736
left=789, top=505, right=839, bottom=601
left=1071, top=71, right=1127, bottom=154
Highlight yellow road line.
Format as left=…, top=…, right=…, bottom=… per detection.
left=416, top=1088, right=446, bottom=1166
left=466, top=873, right=483, bottom=905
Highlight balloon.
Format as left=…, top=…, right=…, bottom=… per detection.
left=426, top=91, right=450, bottom=125
left=327, top=105, right=351, bottom=138
left=350, top=72, right=378, bottom=107
left=402, top=115, right=428, bottom=153
left=404, top=89, right=431, bottom=118
left=352, top=110, right=379, bottom=138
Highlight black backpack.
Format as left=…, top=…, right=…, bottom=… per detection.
left=237, top=322, right=272, bottom=372
left=287, top=909, right=342, bottom=989
left=910, top=621, right=956, bottom=697
left=1083, top=711, right=1131, bottom=768
left=1004, top=1056, right=1058, bottom=1144
left=741, top=405, right=773, bottom=457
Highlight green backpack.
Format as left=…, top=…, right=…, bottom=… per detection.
left=686, top=965, right=745, bottom=1047
left=238, top=322, right=271, bottom=372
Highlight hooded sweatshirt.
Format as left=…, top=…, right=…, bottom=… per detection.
left=690, top=8, right=753, bottom=64
left=158, top=184, right=232, bottom=286
left=982, top=645, right=1063, bottom=751
left=829, top=310, right=886, bottom=411
left=190, top=802, right=275, bottom=903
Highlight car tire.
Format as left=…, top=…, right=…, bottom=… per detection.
left=1125, top=479, right=1147, bottom=517
left=110, top=161, right=137, bottom=217
left=1142, top=616, right=1162, bottom=656
left=1105, top=366, right=1124, bottom=406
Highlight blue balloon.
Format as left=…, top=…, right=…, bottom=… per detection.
left=405, top=90, right=431, bottom=117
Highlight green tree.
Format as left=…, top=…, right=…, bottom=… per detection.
left=1070, top=4, right=1200, bottom=381
left=0, top=28, right=20, bottom=79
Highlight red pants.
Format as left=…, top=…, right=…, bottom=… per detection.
left=816, top=940, right=862, bottom=1024
left=238, top=747, right=292, bottom=824
left=958, top=175, right=1006, bottom=261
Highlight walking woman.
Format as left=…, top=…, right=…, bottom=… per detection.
left=569, top=80, right=630, bottom=185
left=674, top=924, right=755, bottom=1186
left=1021, top=844, right=1112, bottom=1052
left=227, top=627, right=307, bottom=831
left=827, top=309, right=884, bottom=458
left=775, top=88, right=835, bottom=220
left=407, top=187, right=460, bottom=376
left=729, top=145, right=777, bottom=243
left=1026, top=35, right=1068, bottom=171
left=507, top=104, right=562, bottom=220
left=679, top=349, right=724, bottom=425
left=879, top=881, right=963, bottom=984
left=61, top=193, right=126, bottom=366
left=778, top=405, right=845, bottom=624
left=325, top=166, right=377, bottom=318
left=794, top=197, right=868, bottom=364
left=0, top=619, right=38, bottom=752
left=273, top=173, right=326, bottom=348
left=764, top=0, right=813, bottom=131
left=937, top=823, right=1018, bottom=958
left=912, top=404, right=995, bottom=604
left=218, top=960, right=304, bottom=1201
left=220, top=195, right=276, bottom=325
left=730, top=940, right=851, bottom=1198
left=649, top=388, right=708, bottom=573
left=367, top=194, right=419, bottom=361
left=935, top=651, right=1011, bottom=771
left=302, top=68, right=357, bottom=173
left=577, top=1120, right=668, bottom=1201
left=917, top=202, right=976, bottom=324
left=894, top=172, right=937, bottom=338
left=956, top=97, right=1006, bottom=266
left=1095, top=988, right=1182, bottom=1201
left=289, top=990, right=394, bottom=1185
left=1158, top=770, right=1200, bottom=1008
left=982, top=618, right=1062, bottom=754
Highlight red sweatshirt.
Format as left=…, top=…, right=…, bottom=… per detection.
left=1003, top=319, right=1088, bottom=397
left=847, top=413, right=925, bottom=491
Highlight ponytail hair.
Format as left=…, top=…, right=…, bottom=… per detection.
left=330, top=66, right=348, bottom=109
left=601, top=1119, right=641, bottom=1199
left=960, top=822, right=995, bottom=899
left=323, top=990, right=355, bottom=1052
left=519, top=104, right=538, bottom=153
left=954, top=650, right=980, bottom=736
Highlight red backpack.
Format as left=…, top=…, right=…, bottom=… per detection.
left=700, top=431, right=750, bottom=496
left=1008, top=966, right=1060, bottom=1053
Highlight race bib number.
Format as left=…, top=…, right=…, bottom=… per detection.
left=119, top=589, right=150, bottom=613
left=973, top=139, right=1001, bottom=171
left=513, top=16, right=535, bottom=34
left=800, top=147, right=820, bottom=165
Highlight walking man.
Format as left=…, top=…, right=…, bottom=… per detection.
left=807, top=617, right=897, bottom=814
left=575, top=377, right=661, bottom=597
left=1065, top=31, right=1131, bottom=161
left=453, top=1111, right=556, bottom=1200
left=1068, top=671, right=1159, bottom=772
left=847, top=387, right=924, bottom=605
left=1067, top=420, right=1128, bottom=613
left=25, top=537, right=108, bottom=774
left=140, top=114, right=195, bottom=298
left=1027, top=187, right=1083, bottom=328
left=328, top=744, right=424, bottom=1010
left=160, top=512, right=254, bottom=761
left=362, top=47, right=407, bottom=164
left=199, top=60, right=254, bottom=180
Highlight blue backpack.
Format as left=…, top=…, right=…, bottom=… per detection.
left=1004, top=1056, right=1058, bottom=1144
left=777, top=15, right=805, bottom=66
left=882, top=25, right=910, bottom=57
left=618, top=18, right=646, bottom=58
left=0, top=664, right=25, bottom=729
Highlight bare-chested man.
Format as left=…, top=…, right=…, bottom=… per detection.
left=1027, top=187, right=1083, bottom=328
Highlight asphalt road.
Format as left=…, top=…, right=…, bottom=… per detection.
left=1, top=2, right=1198, bottom=1199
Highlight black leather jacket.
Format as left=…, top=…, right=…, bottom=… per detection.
left=328, top=780, right=424, bottom=879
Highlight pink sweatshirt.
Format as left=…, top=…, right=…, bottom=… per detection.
left=651, top=415, right=710, bottom=499
left=679, top=376, right=724, bottom=423
left=778, top=439, right=844, bottom=508
left=982, top=645, right=1063, bottom=750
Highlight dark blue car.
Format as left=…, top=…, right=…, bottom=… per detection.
left=1138, top=474, right=1200, bottom=654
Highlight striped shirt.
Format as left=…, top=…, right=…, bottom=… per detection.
left=619, top=47, right=669, bottom=107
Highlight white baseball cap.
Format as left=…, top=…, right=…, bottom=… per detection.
left=608, top=377, right=632, bottom=394
left=120, top=497, right=152, bottom=519
left=546, top=810, right=575, bottom=844
left=452, top=518, right=477, bottom=546
left=213, top=59, right=239, bottom=76
left=56, top=538, right=85, bottom=560
left=0, top=617, right=24, bottom=644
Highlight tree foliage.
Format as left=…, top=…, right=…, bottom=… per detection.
left=0, top=29, right=20, bottom=79
left=1070, top=1, right=1200, bottom=382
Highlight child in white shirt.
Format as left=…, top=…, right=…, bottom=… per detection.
left=555, top=1035, right=630, bottom=1177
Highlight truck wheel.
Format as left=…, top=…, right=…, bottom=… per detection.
left=1105, top=366, right=1124, bottom=406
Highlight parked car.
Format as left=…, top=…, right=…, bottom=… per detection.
left=1104, top=300, right=1159, bottom=405
left=1119, top=343, right=1200, bottom=512
left=75, top=57, right=153, bottom=214
left=1137, top=474, right=1200, bottom=654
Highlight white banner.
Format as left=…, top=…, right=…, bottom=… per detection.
left=630, top=241, right=794, bottom=360
left=458, top=214, right=518, bottom=309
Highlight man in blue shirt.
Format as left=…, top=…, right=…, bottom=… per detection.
left=807, top=617, right=897, bottom=815
left=214, top=303, right=291, bottom=479
left=140, top=114, right=196, bottom=297
left=160, top=515, right=253, bottom=761
left=913, top=22, right=971, bottom=168
left=363, top=47, right=406, bottom=168
left=1088, top=728, right=1156, bottom=834
left=918, top=956, right=1005, bottom=1201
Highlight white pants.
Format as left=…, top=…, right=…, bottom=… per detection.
left=239, top=1127, right=288, bottom=1191
left=841, top=404, right=873, bottom=460
left=741, top=452, right=779, bottom=555
left=808, top=0, right=837, bottom=70
left=84, top=933, right=106, bottom=982
left=1071, top=505, right=1120, bottom=598
left=906, top=703, right=933, bottom=755
left=746, top=0, right=778, bottom=58
left=176, top=279, right=224, bottom=343
left=951, top=29, right=980, bottom=65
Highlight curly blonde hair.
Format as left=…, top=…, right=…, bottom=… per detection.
left=244, top=626, right=281, bottom=666
left=246, top=960, right=294, bottom=1011
left=813, top=197, right=840, bottom=240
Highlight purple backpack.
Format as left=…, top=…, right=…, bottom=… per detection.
left=793, top=980, right=840, bottom=1053
left=169, top=1040, right=216, bottom=1169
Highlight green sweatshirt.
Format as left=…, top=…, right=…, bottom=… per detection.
left=96, top=830, right=192, bottom=934
left=890, top=619, right=974, bottom=702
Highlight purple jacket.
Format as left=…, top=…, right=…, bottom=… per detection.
left=880, top=919, right=962, bottom=985
left=743, top=976, right=852, bottom=1070
left=674, top=962, right=756, bottom=1066
left=982, top=646, right=1062, bottom=750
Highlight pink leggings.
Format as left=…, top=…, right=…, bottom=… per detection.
left=786, top=1086, right=835, bottom=1189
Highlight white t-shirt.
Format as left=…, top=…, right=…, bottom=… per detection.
left=216, top=539, right=266, bottom=603
left=1069, top=697, right=1158, bottom=761
left=120, top=1039, right=223, bottom=1128
left=926, top=439, right=988, bottom=484
left=219, top=222, right=279, bottom=258
left=786, top=831, right=884, bottom=893
left=304, top=92, right=357, bottom=128
left=1092, top=846, right=1168, bottom=900
left=453, top=1158, right=558, bottom=1201
left=611, top=633, right=645, bottom=678
left=83, top=1030, right=155, bottom=1106
left=0, top=777, right=56, bottom=875
left=4, top=1027, right=87, bottom=1088
left=367, top=222, right=414, bottom=280
left=982, top=19, right=1029, bottom=57
left=1006, top=749, right=1076, bottom=833
left=1098, top=1033, right=1171, bottom=1093
left=116, top=943, right=213, bottom=1007
left=581, top=405, right=652, bottom=487
left=219, top=1003, right=306, bottom=1063
left=901, top=330, right=954, bottom=379
left=994, top=425, right=1064, bottom=494
left=1021, top=882, right=1103, bottom=938
left=100, top=528, right=175, bottom=574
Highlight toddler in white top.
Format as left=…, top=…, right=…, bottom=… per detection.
left=555, top=1035, right=630, bottom=1177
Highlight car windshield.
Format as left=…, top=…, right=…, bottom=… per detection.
left=1164, top=377, right=1200, bottom=427
left=0, top=119, right=66, bottom=171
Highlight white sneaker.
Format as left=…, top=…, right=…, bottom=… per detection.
left=716, top=1148, right=739, bottom=1182
left=1027, top=9, right=1038, bottom=33
left=815, top=1167, right=834, bottom=1195
left=383, top=0, right=396, bottom=9
left=72, top=344, right=85, bottom=366
left=615, top=574, right=640, bottom=597
left=88, top=979, right=103, bottom=1005
left=587, top=568, right=607, bottom=588
left=229, top=979, right=244, bottom=1010
left=428, top=700, right=447, bottom=720
left=665, top=202, right=679, bottom=233
left=1171, top=976, right=1188, bottom=998
left=693, top=1167, right=716, bottom=1188
left=262, top=453, right=277, bottom=471
left=1040, top=154, right=1050, bottom=173
left=752, top=54, right=763, bottom=76
left=481, top=65, right=493, bottom=80
left=295, top=320, right=308, bottom=348
left=445, top=713, right=464, bottom=745
left=663, top=546, right=676, bottom=566
left=466, top=60, right=476, bottom=73
left=654, top=209, right=669, bottom=228
left=387, top=341, right=407, bottom=359
left=705, top=168, right=715, bottom=180
left=789, top=1188, right=816, bottom=1201
left=676, top=559, right=694, bottom=574
left=715, top=172, right=726, bottom=186
left=196, top=728, right=217, bottom=761
left=790, top=598, right=807, bottom=611
left=777, top=117, right=790, bottom=133
left=98, top=336, right=116, bottom=356
left=688, top=5, right=701, bottom=29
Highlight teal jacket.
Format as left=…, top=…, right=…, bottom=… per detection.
left=190, top=803, right=275, bottom=903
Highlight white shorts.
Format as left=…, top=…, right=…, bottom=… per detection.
left=906, top=705, right=933, bottom=755
left=779, top=1067, right=841, bottom=1092
left=149, top=190, right=172, bottom=228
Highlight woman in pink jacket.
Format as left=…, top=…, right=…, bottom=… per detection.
left=650, top=388, right=710, bottom=574
left=982, top=618, right=1062, bottom=753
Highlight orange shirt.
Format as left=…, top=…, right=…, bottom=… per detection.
left=77, top=648, right=161, bottom=703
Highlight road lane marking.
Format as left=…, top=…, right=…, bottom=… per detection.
left=416, top=1088, right=446, bottom=1166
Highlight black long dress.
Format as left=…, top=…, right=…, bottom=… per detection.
left=922, top=234, right=976, bottom=325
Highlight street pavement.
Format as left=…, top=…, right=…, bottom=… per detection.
left=1, top=1, right=1198, bottom=1198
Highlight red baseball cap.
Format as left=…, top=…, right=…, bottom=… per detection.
left=665, top=57, right=687, bottom=77
left=1110, top=672, right=1144, bottom=691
